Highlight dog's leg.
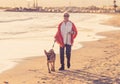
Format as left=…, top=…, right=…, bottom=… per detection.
left=47, top=62, right=51, bottom=73
left=51, top=61, right=55, bottom=72
left=51, top=62, right=54, bottom=71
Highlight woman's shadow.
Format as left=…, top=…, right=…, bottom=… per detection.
left=55, top=69, right=120, bottom=84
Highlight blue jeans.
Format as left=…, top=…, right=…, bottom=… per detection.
left=60, top=44, right=71, bottom=67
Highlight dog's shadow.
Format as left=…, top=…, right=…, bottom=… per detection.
left=54, top=69, right=120, bottom=84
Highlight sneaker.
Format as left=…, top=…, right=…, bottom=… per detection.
left=59, top=66, right=64, bottom=70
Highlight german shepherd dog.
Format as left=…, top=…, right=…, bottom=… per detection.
left=44, top=49, right=56, bottom=73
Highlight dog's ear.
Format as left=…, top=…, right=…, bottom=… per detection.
left=44, top=50, right=47, bottom=55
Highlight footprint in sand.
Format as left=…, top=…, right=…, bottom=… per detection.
left=28, top=69, right=39, bottom=72
left=115, top=78, right=120, bottom=84
left=41, top=77, right=49, bottom=80
left=37, top=81, right=46, bottom=84
left=4, top=81, right=9, bottom=84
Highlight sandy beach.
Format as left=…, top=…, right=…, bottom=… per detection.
left=0, top=15, right=120, bottom=84
left=104, top=14, right=120, bottom=27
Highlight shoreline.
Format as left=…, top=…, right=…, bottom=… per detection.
left=1, top=12, right=116, bottom=75
left=103, top=14, right=120, bottom=27
left=0, top=14, right=120, bottom=84
left=0, top=29, right=120, bottom=84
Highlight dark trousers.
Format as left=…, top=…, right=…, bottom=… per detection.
left=60, top=44, right=71, bottom=67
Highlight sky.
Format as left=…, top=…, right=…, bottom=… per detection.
left=0, top=0, right=119, bottom=7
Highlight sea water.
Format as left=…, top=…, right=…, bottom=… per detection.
left=0, top=12, right=119, bottom=73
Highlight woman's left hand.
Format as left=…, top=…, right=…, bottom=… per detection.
left=68, top=31, right=74, bottom=34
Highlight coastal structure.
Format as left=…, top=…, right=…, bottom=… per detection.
left=2, top=0, right=120, bottom=13
left=4, top=6, right=120, bottom=13
left=113, top=0, right=118, bottom=12
left=33, top=0, right=38, bottom=8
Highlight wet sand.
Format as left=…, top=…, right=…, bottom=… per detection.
left=104, top=14, right=120, bottom=27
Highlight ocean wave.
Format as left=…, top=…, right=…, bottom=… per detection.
left=0, top=17, right=34, bottom=23
left=1, top=32, right=27, bottom=35
left=0, top=37, right=41, bottom=40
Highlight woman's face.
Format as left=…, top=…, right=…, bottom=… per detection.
left=64, top=13, right=69, bottom=21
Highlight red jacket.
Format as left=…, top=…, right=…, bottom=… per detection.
left=55, top=21, right=78, bottom=47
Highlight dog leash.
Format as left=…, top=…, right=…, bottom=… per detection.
left=52, top=40, right=56, bottom=49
